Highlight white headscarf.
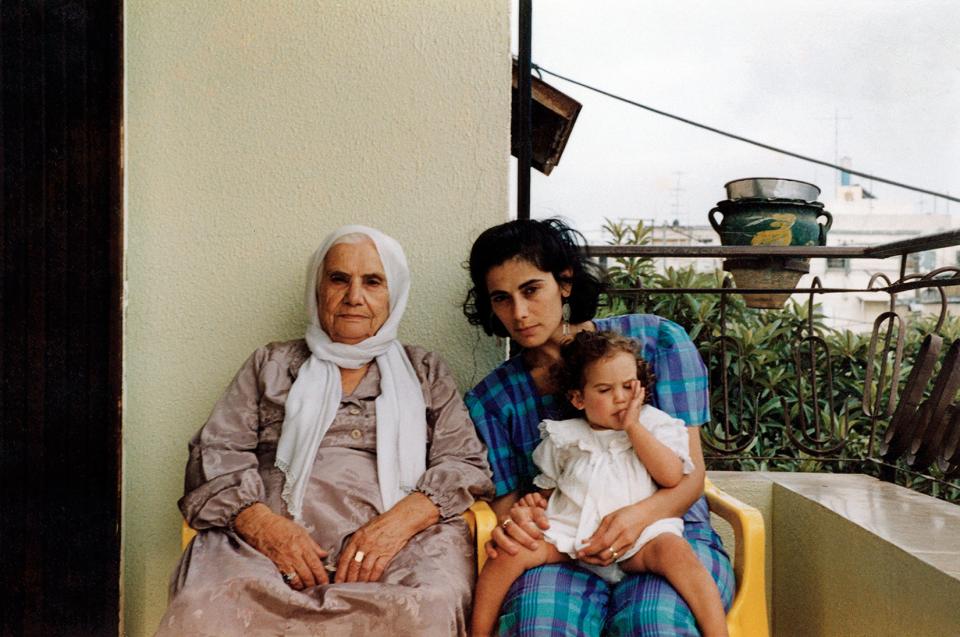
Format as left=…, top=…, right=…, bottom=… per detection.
left=276, top=225, right=427, bottom=522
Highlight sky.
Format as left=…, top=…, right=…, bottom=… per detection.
left=510, top=1, right=960, bottom=238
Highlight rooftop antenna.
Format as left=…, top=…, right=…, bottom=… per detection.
left=816, top=108, right=852, bottom=198
left=670, top=171, right=685, bottom=230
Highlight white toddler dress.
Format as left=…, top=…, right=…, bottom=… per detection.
left=532, top=405, right=695, bottom=583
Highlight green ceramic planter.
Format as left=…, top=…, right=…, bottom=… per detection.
left=708, top=199, right=833, bottom=247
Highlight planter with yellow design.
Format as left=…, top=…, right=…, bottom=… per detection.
left=708, top=196, right=832, bottom=309
left=708, top=199, right=832, bottom=248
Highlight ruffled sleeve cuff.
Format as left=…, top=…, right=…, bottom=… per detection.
left=226, top=499, right=262, bottom=534
left=413, top=482, right=479, bottom=521
left=178, top=468, right=267, bottom=530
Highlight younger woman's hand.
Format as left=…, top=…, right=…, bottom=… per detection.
left=486, top=499, right=550, bottom=559
left=234, top=503, right=330, bottom=590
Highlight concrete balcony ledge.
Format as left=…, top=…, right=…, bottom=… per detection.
left=707, top=471, right=960, bottom=637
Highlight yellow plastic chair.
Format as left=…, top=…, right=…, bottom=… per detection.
left=469, top=483, right=769, bottom=637
left=182, top=485, right=765, bottom=636
left=704, top=478, right=769, bottom=637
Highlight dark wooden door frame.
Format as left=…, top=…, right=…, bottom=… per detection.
left=1, top=1, right=123, bottom=635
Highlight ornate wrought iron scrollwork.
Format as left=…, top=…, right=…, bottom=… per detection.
left=782, top=334, right=850, bottom=456
left=905, top=340, right=960, bottom=471
left=937, top=418, right=960, bottom=477
left=780, top=278, right=851, bottom=456
left=877, top=267, right=960, bottom=477
left=878, top=333, right=942, bottom=464
left=701, top=275, right=758, bottom=455
left=863, top=311, right=905, bottom=421
left=895, top=267, right=957, bottom=333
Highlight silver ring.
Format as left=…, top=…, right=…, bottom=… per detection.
left=501, top=518, right=514, bottom=530
left=354, top=550, right=365, bottom=563
left=281, top=571, right=297, bottom=584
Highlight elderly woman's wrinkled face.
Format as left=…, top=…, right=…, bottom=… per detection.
left=317, top=238, right=390, bottom=344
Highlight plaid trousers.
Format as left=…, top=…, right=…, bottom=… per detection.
left=495, top=522, right=734, bottom=636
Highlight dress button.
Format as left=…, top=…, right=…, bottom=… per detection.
left=348, top=406, right=361, bottom=415
left=350, top=429, right=363, bottom=440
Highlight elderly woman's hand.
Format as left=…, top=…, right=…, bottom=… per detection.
left=335, top=492, right=440, bottom=584
left=234, top=503, right=330, bottom=590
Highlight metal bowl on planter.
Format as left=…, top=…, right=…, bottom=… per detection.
left=724, top=178, right=821, bottom=203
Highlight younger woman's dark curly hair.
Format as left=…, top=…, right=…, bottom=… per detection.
left=462, top=218, right=604, bottom=338
left=554, top=331, right=655, bottom=409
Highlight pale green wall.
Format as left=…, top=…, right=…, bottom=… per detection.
left=123, top=2, right=510, bottom=634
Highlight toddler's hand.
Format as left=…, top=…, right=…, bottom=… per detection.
left=617, top=380, right=645, bottom=431
left=518, top=492, right=549, bottom=509
left=487, top=496, right=551, bottom=559
left=508, top=500, right=550, bottom=536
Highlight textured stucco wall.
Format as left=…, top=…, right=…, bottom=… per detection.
left=123, top=2, right=509, bottom=634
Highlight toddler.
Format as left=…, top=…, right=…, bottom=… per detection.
left=471, top=330, right=728, bottom=637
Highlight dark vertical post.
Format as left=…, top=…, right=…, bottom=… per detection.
left=1, top=1, right=123, bottom=635
left=517, top=0, right=533, bottom=220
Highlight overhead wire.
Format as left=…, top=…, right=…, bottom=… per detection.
left=533, top=63, right=960, bottom=205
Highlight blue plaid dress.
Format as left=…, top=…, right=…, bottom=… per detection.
left=465, top=314, right=735, bottom=636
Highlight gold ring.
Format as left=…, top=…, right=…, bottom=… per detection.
left=354, top=551, right=365, bottom=563
left=501, top=518, right=514, bottom=529
left=611, top=550, right=620, bottom=560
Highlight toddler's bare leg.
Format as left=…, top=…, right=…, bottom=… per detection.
left=470, top=541, right=569, bottom=637
left=621, top=534, right=729, bottom=637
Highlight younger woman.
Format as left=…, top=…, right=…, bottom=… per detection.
left=463, top=218, right=733, bottom=635
left=471, top=331, right=727, bottom=637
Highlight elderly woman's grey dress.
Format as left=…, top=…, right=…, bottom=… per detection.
left=156, top=339, right=494, bottom=636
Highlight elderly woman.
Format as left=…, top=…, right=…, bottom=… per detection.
left=156, top=226, right=494, bottom=636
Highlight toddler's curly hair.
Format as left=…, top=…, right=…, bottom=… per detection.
left=554, top=330, right=655, bottom=407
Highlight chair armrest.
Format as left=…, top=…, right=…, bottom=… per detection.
left=704, top=478, right=769, bottom=637
left=464, top=500, right=496, bottom=572
left=182, top=519, right=196, bottom=551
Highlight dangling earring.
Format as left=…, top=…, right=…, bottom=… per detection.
left=562, top=300, right=571, bottom=337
